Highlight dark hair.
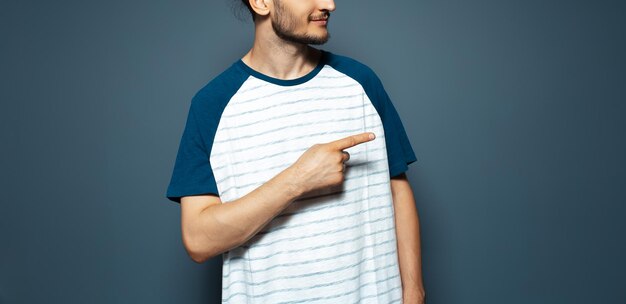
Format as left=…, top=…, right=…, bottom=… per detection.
left=241, top=0, right=256, bottom=22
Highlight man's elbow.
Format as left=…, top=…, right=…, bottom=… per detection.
left=183, top=232, right=219, bottom=264
left=187, top=248, right=210, bottom=264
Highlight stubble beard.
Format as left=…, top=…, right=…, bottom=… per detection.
left=271, top=0, right=330, bottom=45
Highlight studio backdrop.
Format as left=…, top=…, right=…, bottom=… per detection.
left=1, top=0, right=624, bottom=303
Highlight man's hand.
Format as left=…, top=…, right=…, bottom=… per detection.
left=403, top=287, right=426, bottom=304
left=289, top=132, right=376, bottom=196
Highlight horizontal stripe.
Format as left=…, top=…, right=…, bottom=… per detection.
left=248, top=225, right=395, bottom=263
left=212, top=145, right=386, bottom=172
left=274, top=175, right=390, bottom=218
left=222, top=249, right=398, bottom=291
left=216, top=127, right=363, bottom=157
left=217, top=101, right=369, bottom=134
left=223, top=239, right=397, bottom=279
left=223, top=260, right=398, bottom=301
left=253, top=203, right=391, bottom=238
left=251, top=179, right=392, bottom=235
left=232, top=83, right=361, bottom=107
left=315, top=74, right=352, bottom=79
left=216, top=158, right=387, bottom=198
left=274, top=274, right=401, bottom=304
left=224, top=248, right=397, bottom=294
left=226, top=195, right=393, bottom=252
left=220, top=93, right=365, bottom=131
left=240, top=211, right=393, bottom=250
left=214, top=112, right=379, bottom=144
left=293, top=179, right=390, bottom=204
left=352, top=285, right=402, bottom=304
left=223, top=239, right=397, bottom=284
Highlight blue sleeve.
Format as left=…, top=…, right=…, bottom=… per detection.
left=166, top=103, right=219, bottom=203
left=372, top=74, right=418, bottom=178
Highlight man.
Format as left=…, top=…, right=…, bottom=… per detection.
left=166, top=0, right=425, bottom=302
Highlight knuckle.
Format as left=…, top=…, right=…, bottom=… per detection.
left=336, top=153, right=344, bottom=162
left=334, top=174, right=343, bottom=184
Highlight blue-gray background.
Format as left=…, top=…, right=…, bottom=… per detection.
left=1, top=0, right=624, bottom=303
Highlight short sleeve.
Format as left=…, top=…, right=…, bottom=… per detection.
left=166, top=104, right=219, bottom=203
left=373, top=75, right=418, bottom=178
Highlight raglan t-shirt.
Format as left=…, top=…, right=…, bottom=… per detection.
left=166, top=49, right=418, bottom=304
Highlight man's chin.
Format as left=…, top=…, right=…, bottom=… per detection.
left=307, top=39, right=329, bottom=45
left=306, top=34, right=330, bottom=45
left=274, top=29, right=330, bottom=45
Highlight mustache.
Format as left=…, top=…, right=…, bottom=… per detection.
left=310, top=12, right=330, bottom=21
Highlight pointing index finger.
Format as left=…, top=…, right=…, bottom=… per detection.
left=329, top=132, right=376, bottom=150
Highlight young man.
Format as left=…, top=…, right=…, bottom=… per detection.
left=166, top=0, right=425, bottom=302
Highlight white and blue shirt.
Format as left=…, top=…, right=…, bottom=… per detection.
left=166, top=49, right=418, bottom=303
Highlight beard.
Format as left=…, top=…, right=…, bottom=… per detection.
left=271, top=0, right=330, bottom=45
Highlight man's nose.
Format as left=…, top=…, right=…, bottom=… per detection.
left=319, top=0, right=336, bottom=12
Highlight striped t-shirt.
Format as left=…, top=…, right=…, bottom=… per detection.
left=166, top=49, right=418, bottom=303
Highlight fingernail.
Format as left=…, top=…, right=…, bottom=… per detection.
left=369, top=133, right=376, bottom=139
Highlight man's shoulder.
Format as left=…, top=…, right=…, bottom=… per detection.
left=325, top=51, right=376, bottom=77
left=323, top=50, right=383, bottom=90
left=190, top=61, right=249, bottom=110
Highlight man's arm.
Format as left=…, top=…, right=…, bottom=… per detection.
left=180, top=132, right=376, bottom=264
left=391, top=172, right=426, bottom=303
left=181, top=166, right=303, bottom=263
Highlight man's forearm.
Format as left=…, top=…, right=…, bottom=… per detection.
left=190, top=166, right=304, bottom=261
left=391, top=174, right=425, bottom=300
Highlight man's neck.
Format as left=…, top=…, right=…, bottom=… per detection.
left=241, top=35, right=321, bottom=80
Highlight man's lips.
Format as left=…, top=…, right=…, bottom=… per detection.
left=311, top=17, right=329, bottom=25
left=311, top=13, right=330, bottom=22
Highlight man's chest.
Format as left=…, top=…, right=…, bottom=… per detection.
left=208, top=82, right=388, bottom=201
